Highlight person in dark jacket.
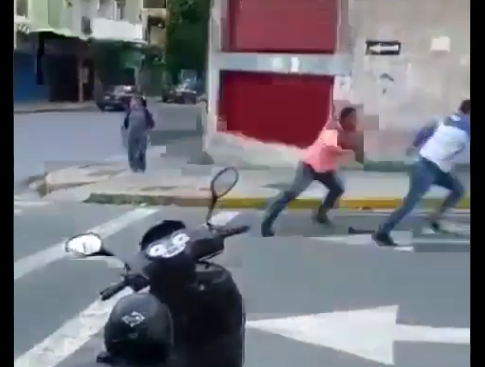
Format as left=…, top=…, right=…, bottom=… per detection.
left=123, top=95, right=155, bottom=172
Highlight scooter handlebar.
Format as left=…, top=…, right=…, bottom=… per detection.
left=99, top=225, right=251, bottom=297
left=100, top=278, right=127, bottom=301
left=218, top=225, right=251, bottom=239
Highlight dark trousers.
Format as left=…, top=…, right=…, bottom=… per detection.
left=378, top=157, right=465, bottom=234
left=262, top=161, right=345, bottom=228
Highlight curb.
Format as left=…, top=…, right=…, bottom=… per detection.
left=361, top=162, right=470, bottom=173
left=86, top=193, right=471, bottom=210
left=14, top=106, right=98, bottom=115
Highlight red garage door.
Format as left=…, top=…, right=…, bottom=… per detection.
left=226, top=0, right=338, bottom=53
left=219, top=71, right=334, bottom=148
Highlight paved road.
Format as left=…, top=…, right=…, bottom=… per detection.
left=14, top=105, right=205, bottom=188
left=14, top=205, right=470, bottom=367
left=14, top=112, right=125, bottom=185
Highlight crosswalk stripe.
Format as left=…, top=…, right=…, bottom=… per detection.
left=15, top=201, right=49, bottom=208
left=14, top=207, right=159, bottom=281
left=14, top=199, right=51, bottom=215
left=310, top=229, right=470, bottom=252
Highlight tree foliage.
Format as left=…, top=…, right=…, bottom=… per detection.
left=165, top=0, right=210, bottom=82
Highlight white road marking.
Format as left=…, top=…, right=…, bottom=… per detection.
left=310, top=231, right=412, bottom=246
left=14, top=208, right=158, bottom=281
left=416, top=238, right=470, bottom=245
left=394, top=246, right=414, bottom=252
left=247, top=305, right=469, bottom=365
left=208, top=210, right=240, bottom=225
left=311, top=231, right=470, bottom=253
left=13, top=287, right=134, bottom=367
left=15, top=201, right=49, bottom=207
left=328, top=210, right=470, bottom=217
left=420, top=221, right=470, bottom=236
left=13, top=210, right=241, bottom=367
left=14, top=200, right=50, bottom=215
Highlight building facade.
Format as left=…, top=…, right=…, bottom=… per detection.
left=141, top=0, right=167, bottom=48
left=207, top=0, right=470, bottom=166
left=14, top=0, right=49, bottom=103
left=14, top=0, right=146, bottom=103
left=208, top=0, right=350, bottom=148
left=138, top=0, right=167, bottom=95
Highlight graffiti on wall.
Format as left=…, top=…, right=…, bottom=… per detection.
left=378, top=72, right=394, bottom=95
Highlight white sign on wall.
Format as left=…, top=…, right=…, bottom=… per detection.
left=430, top=36, right=451, bottom=52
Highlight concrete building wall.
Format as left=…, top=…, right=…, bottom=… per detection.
left=206, top=0, right=470, bottom=167
left=334, top=0, right=470, bottom=163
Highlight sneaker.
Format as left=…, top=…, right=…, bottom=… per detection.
left=261, top=227, right=275, bottom=237
left=313, top=212, right=333, bottom=226
left=261, top=222, right=275, bottom=237
left=429, top=220, right=443, bottom=233
left=426, top=220, right=468, bottom=235
left=372, top=232, right=398, bottom=247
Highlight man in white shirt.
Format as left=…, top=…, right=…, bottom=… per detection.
left=373, top=99, right=470, bottom=247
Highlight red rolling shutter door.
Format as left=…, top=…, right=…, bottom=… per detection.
left=226, top=0, right=338, bottom=53
left=219, top=71, right=334, bottom=148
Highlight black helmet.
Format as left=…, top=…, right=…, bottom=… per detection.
left=104, top=293, right=174, bottom=364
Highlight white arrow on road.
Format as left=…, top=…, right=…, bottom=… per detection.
left=369, top=44, right=400, bottom=54
left=247, top=305, right=469, bottom=366
left=310, top=231, right=469, bottom=252
left=311, top=232, right=413, bottom=246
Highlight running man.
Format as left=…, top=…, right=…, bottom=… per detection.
left=261, top=107, right=364, bottom=237
left=373, top=99, right=470, bottom=247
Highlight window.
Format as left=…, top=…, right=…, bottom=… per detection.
left=116, top=0, right=126, bottom=20
left=16, top=0, right=28, bottom=17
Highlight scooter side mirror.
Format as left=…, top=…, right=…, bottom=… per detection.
left=205, top=195, right=217, bottom=226
left=205, top=167, right=239, bottom=225
left=65, top=233, right=113, bottom=258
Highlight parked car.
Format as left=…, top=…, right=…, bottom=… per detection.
left=162, top=79, right=204, bottom=104
left=96, top=85, right=145, bottom=111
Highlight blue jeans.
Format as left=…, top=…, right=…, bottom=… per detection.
left=378, top=157, right=465, bottom=234
left=128, top=138, right=147, bottom=172
left=262, top=161, right=345, bottom=227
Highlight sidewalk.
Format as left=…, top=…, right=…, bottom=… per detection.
left=42, top=150, right=471, bottom=209
left=14, top=101, right=97, bottom=115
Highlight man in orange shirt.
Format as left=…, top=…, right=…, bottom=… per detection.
left=261, top=107, right=364, bottom=237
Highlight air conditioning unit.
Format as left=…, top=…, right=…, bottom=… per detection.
left=81, top=16, right=92, bottom=35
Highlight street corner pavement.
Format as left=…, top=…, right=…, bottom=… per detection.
left=42, top=161, right=128, bottom=197
left=39, top=147, right=175, bottom=199
left=39, top=149, right=470, bottom=210
left=14, top=102, right=98, bottom=115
